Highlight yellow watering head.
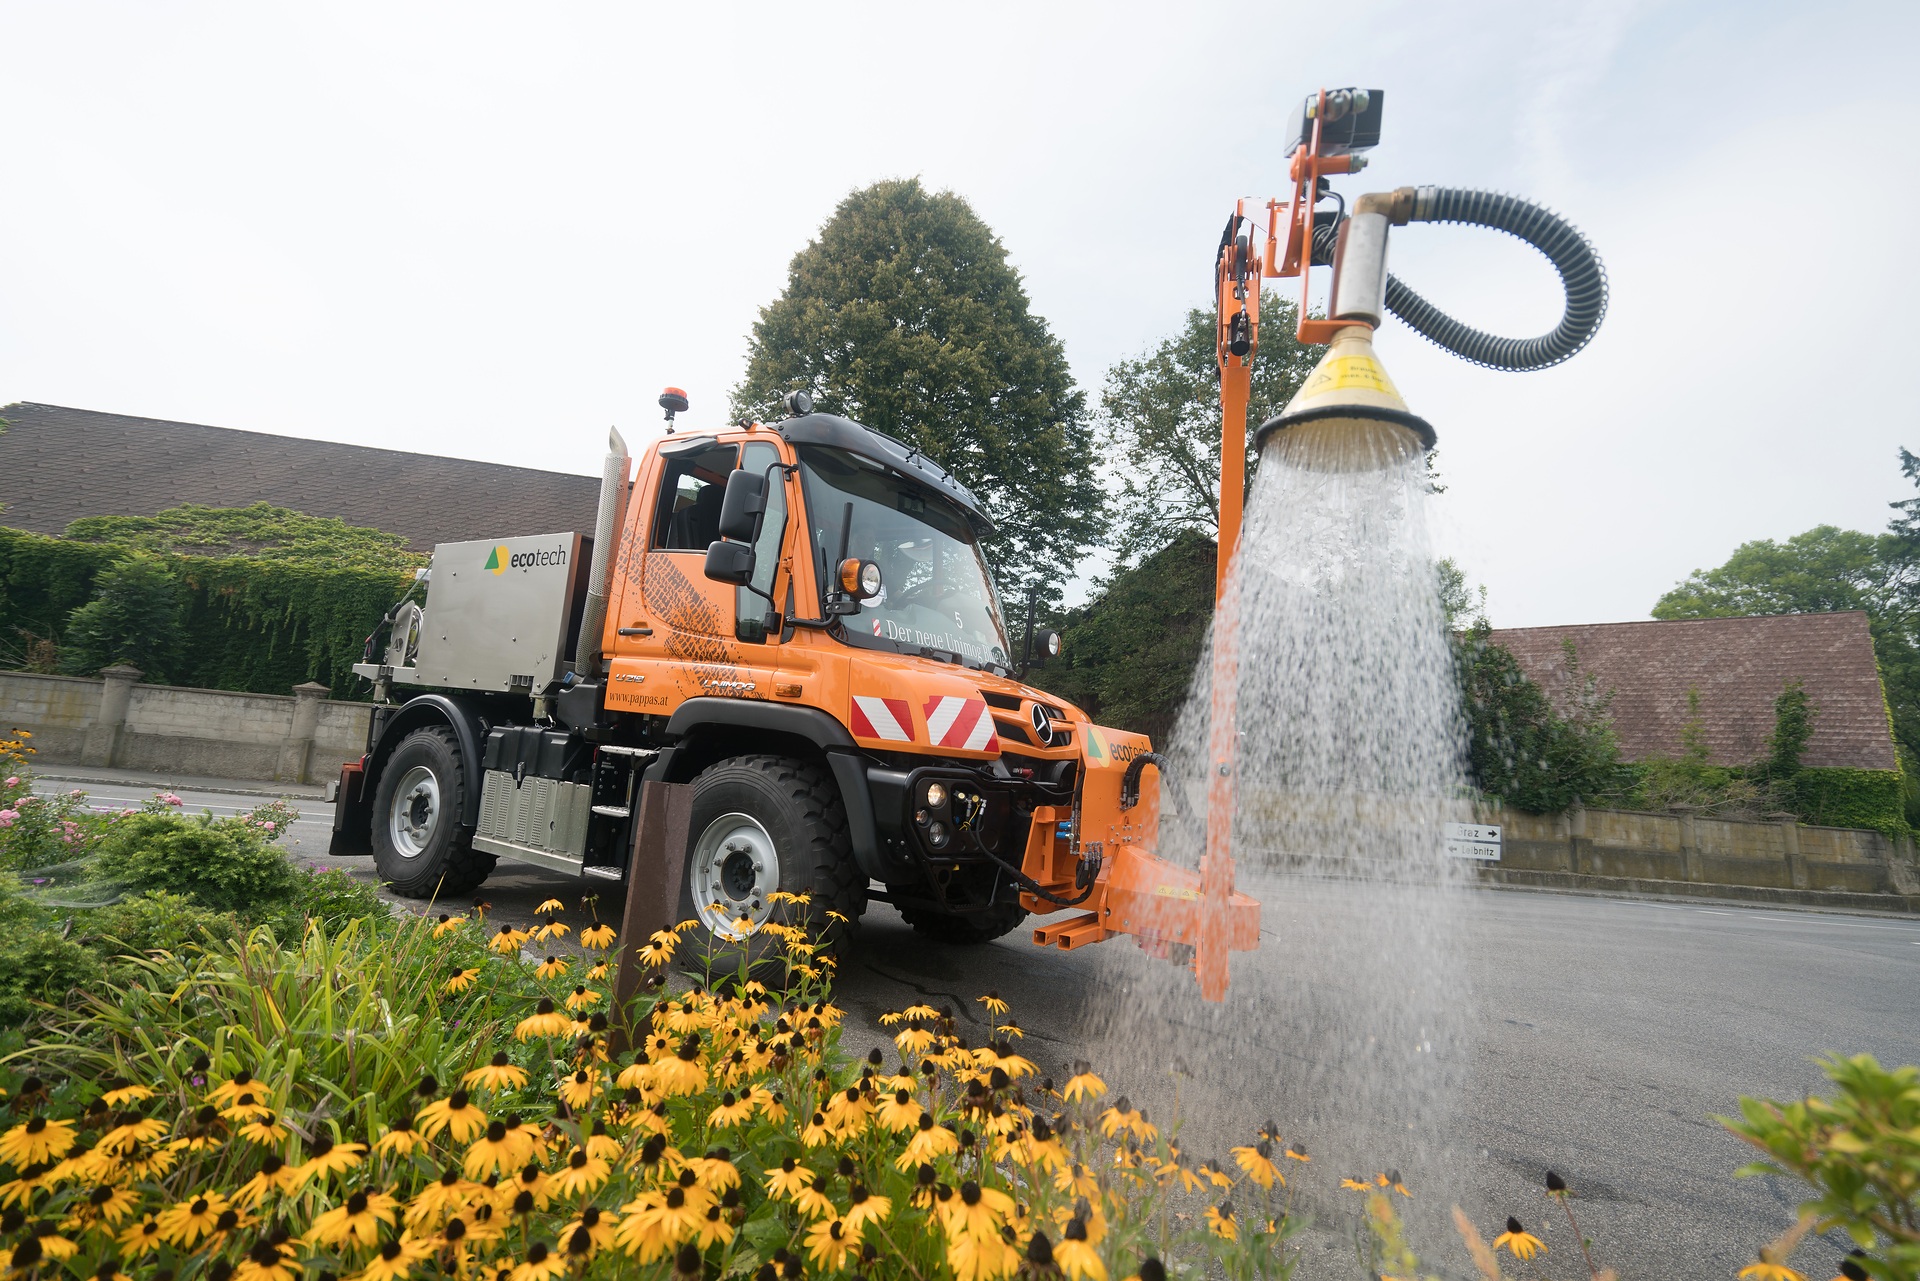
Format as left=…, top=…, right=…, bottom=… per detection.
left=1253, top=325, right=1435, bottom=472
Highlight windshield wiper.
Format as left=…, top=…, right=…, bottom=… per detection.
left=915, top=645, right=967, bottom=667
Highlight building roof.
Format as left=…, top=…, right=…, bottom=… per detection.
left=1489, top=612, right=1896, bottom=772
left=0, top=402, right=601, bottom=551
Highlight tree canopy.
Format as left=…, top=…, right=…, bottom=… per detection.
left=1097, top=292, right=1318, bottom=571
left=731, top=178, right=1102, bottom=604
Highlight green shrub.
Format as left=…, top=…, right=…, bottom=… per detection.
left=259, top=866, right=387, bottom=938
left=0, top=919, right=103, bottom=1028
left=1794, top=767, right=1909, bottom=837
left=0, top=776, right=103, bottom=871
left=57, top=550, right=185, bottom=679
left=72, top=888, right=242, bottom=959
left=90, top=811, right=301, bottom=913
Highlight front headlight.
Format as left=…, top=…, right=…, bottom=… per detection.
left=927, top=822, right=949, bottom=848
left=924, top=781, right=948, bottom=809
left=860, top=560, right=883, bottom=597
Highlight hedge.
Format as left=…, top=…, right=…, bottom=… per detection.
left=0, top=526, right=409, bottom=697
left=1792, top=766, right=1909, bottom=838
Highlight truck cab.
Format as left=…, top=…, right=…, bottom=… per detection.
left=332, top=402, right=1199, bottom=965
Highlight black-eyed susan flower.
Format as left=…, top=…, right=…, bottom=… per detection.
left=464, top=1054, right=529, bottom=1094
left=236, top=1112, right=290, bottom=1146
left=99, top=1085, right=153, bottom=1108
left=894, top=1112, right=960, bottom=1170
left=443, top=968, right=479, bottom=995
left=297, top=1133, right=366, bottom=1180
left=534, top=957, right=570, bottom=981
left=557, top=1205, right=616, bottom=1260
left=356, top=1232, right=436, bottom=1281
left=1054, top=1217, right=1106, bottom=1281
left=156, top=1192, right=229, bottom=1248
left=874, top=1088, right=922, bottom=1133
left=0, top=1117, right=75, bottom=1167
left=548, top=1148, right=611, bottom=1200
left=564, top=984, right=600, bottom=1013
left=652, top=1038, right=707, bottom=1097
left=580, top=923, right=616, bottom=950
left=557, top=1070, right=601, bottom=1111
left=71, top=1182, right=141, bottom=1227
left=976, top=992, right=1009, bottom=1017
left=308, top=1190, right=400, bottom=1248
left=1230, top=1141, right=1283, bottom=1189
left=219, top=1092, right=274, bottom=1124
left=25, top=1220, right=77, bottom=1261
left=514, top=1000, right=572, bottom=1042
left=707, top=1093, right=753, bottom=1129
left=1052, top=1162, right=1098, bottom=1199
left=489, top=925, right=532, bottom=955
left=1062, top=1068, right=1106, bottom=1102
left=1205, top=1201, right=1238, bottom=1241
left=764, top=1157, right=813, bottom=1201
left=585, top=961, right=611, bottom=982
left=203, top=1070, right=259, bottom=1108
left=233, top=1235, right=300, bottom=1281
left=1284, top=1141, right=1310, bottom=1163
left=803, top=1217, right=858, bottom=1271
left=463, top=1122, right=521, bottom=1180
left=635, top=930, right=678, bottom=967
left=117, top=1215, right=165, bottom=1258
left=432, top=913, right=466, bottom=938
left=402, top=1168, right=476, bottom=1228
left=822, top=1085, right=872, bottom=1131
left=535, top=919, right=571, bottom=943
left=373, top=1115, right=428, bottom=1158
left=1737, top=1264, right=1804, bottom=1281
left=893, top=1026, right=937, bottom=1056
left=842, top=1183, right=890, bottom=1231
left=940, top=1180, right=1016, bottom=1241
left=417, top=1091, right=488, bottom=1143
left=233, top=1154, right=309, bottom=1207
left=946, top=1227, right=1020, bottom=1281
left=1492, top=1217, right=1546, bottom=1261
left=510, top=1161, right=554, bottom=1213
left=1340, top=1176, right=1374, bottom=1192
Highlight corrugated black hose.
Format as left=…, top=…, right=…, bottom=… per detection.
left=1311, top=187, right=1607, bottom=372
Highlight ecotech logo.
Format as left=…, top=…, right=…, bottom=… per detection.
left=484, top=543, right=569, bottom=576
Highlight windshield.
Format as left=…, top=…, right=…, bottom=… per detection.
left=795, top=444, right=1012, bottom=669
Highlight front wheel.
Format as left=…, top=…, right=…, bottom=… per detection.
left=676, top=755, right=865, bottom=977
left=370, top=727, right=496, bottom=898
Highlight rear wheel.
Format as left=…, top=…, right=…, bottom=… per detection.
left=896, top=899, right=1029, bottom=945
left=370, top=727, right=496, bottom=898
left=676, top=755, right=865, bottom=977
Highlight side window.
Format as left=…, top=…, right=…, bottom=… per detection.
left=650, top=442, right=740, bottom=550
left=736, top=441, right=788, bottom=643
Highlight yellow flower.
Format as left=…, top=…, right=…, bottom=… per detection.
left=1284, top=1141, right=1311, bottom=1162
left=509, top=1241, right=568, bottom=1281
left=805, top=1217, right=860, bottom=1271
left=156, top=1191, right=230, bottom=1248
left=514, top=999, right=574, bottom=1041
left=464, top=1052, right=530, bottom=1093
left=977, top=991, right=1009, bottom=1016
left=586, top=961, right=612, bottom=981
left=535, top=898, right=566, bottom=914
left=1738, top=1266, right=1805, bottom=1281
left=895, top=1113, right=960, bottom=1169
left=823, top=1084, right=873, bottom=1131
left=67, top=1181, right=142, bottom=1227
left=1055, top=1218, right=1107, bottom=1281
left=297, top=1134, right=366, bottom=1180
left=843, top=1184, right=891, bottom=1231
left=118, top=1216, right=165, bottom=1258
left=708, top=1092, right=754, bottom=1129
left=875, top=1087, right=923, bottom=1133
left=1231, top=1143, right=1283, bottom=1189
left=463, top=1121, right=522, bottom=1179
left=1062, top=1070, right=1106, bottom=1102
left=417, top=1091, right=488, bottom=1143
left=548, top=1149, right=612, bottom=1200
left=947, top=1228, right=1020, bottom=1281
left=404, top=1168, right=482, bottom=1227
left=564, top=984, right=601, bottom=1012
left=635, top=930, right=678, bottom=967
left=535, top=956, right=570, bottom=980
left=535, top=920, right=571, bottom=942
left=1205, top=1202, right=1238, bottom=1241
left=0, top=1116, right=76, bottom=1167
left=354, top=1233, right=436, bottom=1281
left=1053, top=1162, right=1099, bottom=1199
left=233, top=1236, right=301, bottom=1281
left=652, top=1040, right=709, bottom=1097
left=100, top=1113, right=170, bottom=1153
left=432, top=913, right=467, bottom=938
left=100, top=1084, right=153, bottom=1107
left=373, top=1117, right=428, bottom=1157
left=1492, top=1217, right=1547, bottom=1261
left=580, top=923, right=617, bottom=949
left=490, top=924, right=532, bottom=954
left=894, top=1026, right=937, bottom=1055
left=236, top=1112, right=290, bottom=1145
left=309, top=1189, right=401, bottom=1247
left=557, top=1069, right=603, bottom=1111
left=1341, top=1177, right=1374, bottom=1191
left=204, top=1071, right=263, bottom=1107
left=443, top=967, right=479, bottom=994
left=766, top=1157, right=815, bottom=1200
left=940, top=1179, right=1016, bottom=1241
left=233, top=1153, right=310, bottom=1207
left=556, top=1205, right=617, bottom=1259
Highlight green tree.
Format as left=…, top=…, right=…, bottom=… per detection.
left=1097, top=292, right=1319, bottom=570
left=1652, top=525, right=1894, bottom=619
left=731, top=178, right=1102, bottom=604
left=1040, top=530, right=1217, bottom=741
left=58, top=553, right=184, bottom=680
left=1453, top=624, right=1629, bottom=813
left=64, top=502, right=421, bottom=571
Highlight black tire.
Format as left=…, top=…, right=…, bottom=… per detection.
left=896, top=899, right=1029, bottom=945
left=370, top=727, right=496, bottom=899
left=676, top=755, right=866, bottom=978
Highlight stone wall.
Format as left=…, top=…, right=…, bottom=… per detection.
left=1480, top=802, right=1920, bottom=900
left=1, top=667, right=371, bottom=784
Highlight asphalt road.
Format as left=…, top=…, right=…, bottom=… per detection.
left=45, top=778, right=1920, bottom=1279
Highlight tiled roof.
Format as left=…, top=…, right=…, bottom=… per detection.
left=0, top=402, right=601, bottom=551
left=1489, top=613, right=1895, bottom=771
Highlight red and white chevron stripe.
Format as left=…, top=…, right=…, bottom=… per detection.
left=851, top=695, right=914, bottom=743
left=923, top=695, right=998, bottom=752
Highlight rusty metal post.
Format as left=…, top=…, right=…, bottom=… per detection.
left=610, top=780, right=693, bottom=1054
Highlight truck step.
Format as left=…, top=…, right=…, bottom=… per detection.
left=596, top=745, right=657, bottom=758
left=591, top=805, right=631, bottom=818
left=582, top=865, right=625, bottom=881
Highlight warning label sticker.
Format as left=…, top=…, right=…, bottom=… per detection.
left=1303, top=355, right=1400, bottom=399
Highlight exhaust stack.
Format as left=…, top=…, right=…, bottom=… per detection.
left=573, top=426, right=629, bottom=676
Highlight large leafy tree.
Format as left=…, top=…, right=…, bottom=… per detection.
left=1097, top=292, right=1319, bottom=571
left=1653, top=463, right=1920, bottom=801
left=731, top=179, right=1102, bottom=604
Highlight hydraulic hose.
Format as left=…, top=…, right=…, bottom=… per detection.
left=1310, top=187, right=1608, bottom=372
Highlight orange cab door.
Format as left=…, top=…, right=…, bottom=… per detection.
left=606, top=435, right=794, bottom=717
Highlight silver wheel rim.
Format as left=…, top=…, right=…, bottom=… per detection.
left=689, top=812, right=779, bottom=940
left=387, top=765, right=440, bottom=859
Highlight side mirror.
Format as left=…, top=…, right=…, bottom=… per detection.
left=716, top=470, right=767, bottom=543
left=704, top=538, right=756, bottom=585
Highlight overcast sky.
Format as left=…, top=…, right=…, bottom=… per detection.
left=3, top=0, right=1914, bottom=626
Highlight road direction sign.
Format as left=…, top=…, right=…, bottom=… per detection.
left=1445, top=822, right=1502, bottom=860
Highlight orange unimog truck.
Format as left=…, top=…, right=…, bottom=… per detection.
left=330, top=391, right=1256, bottom=966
